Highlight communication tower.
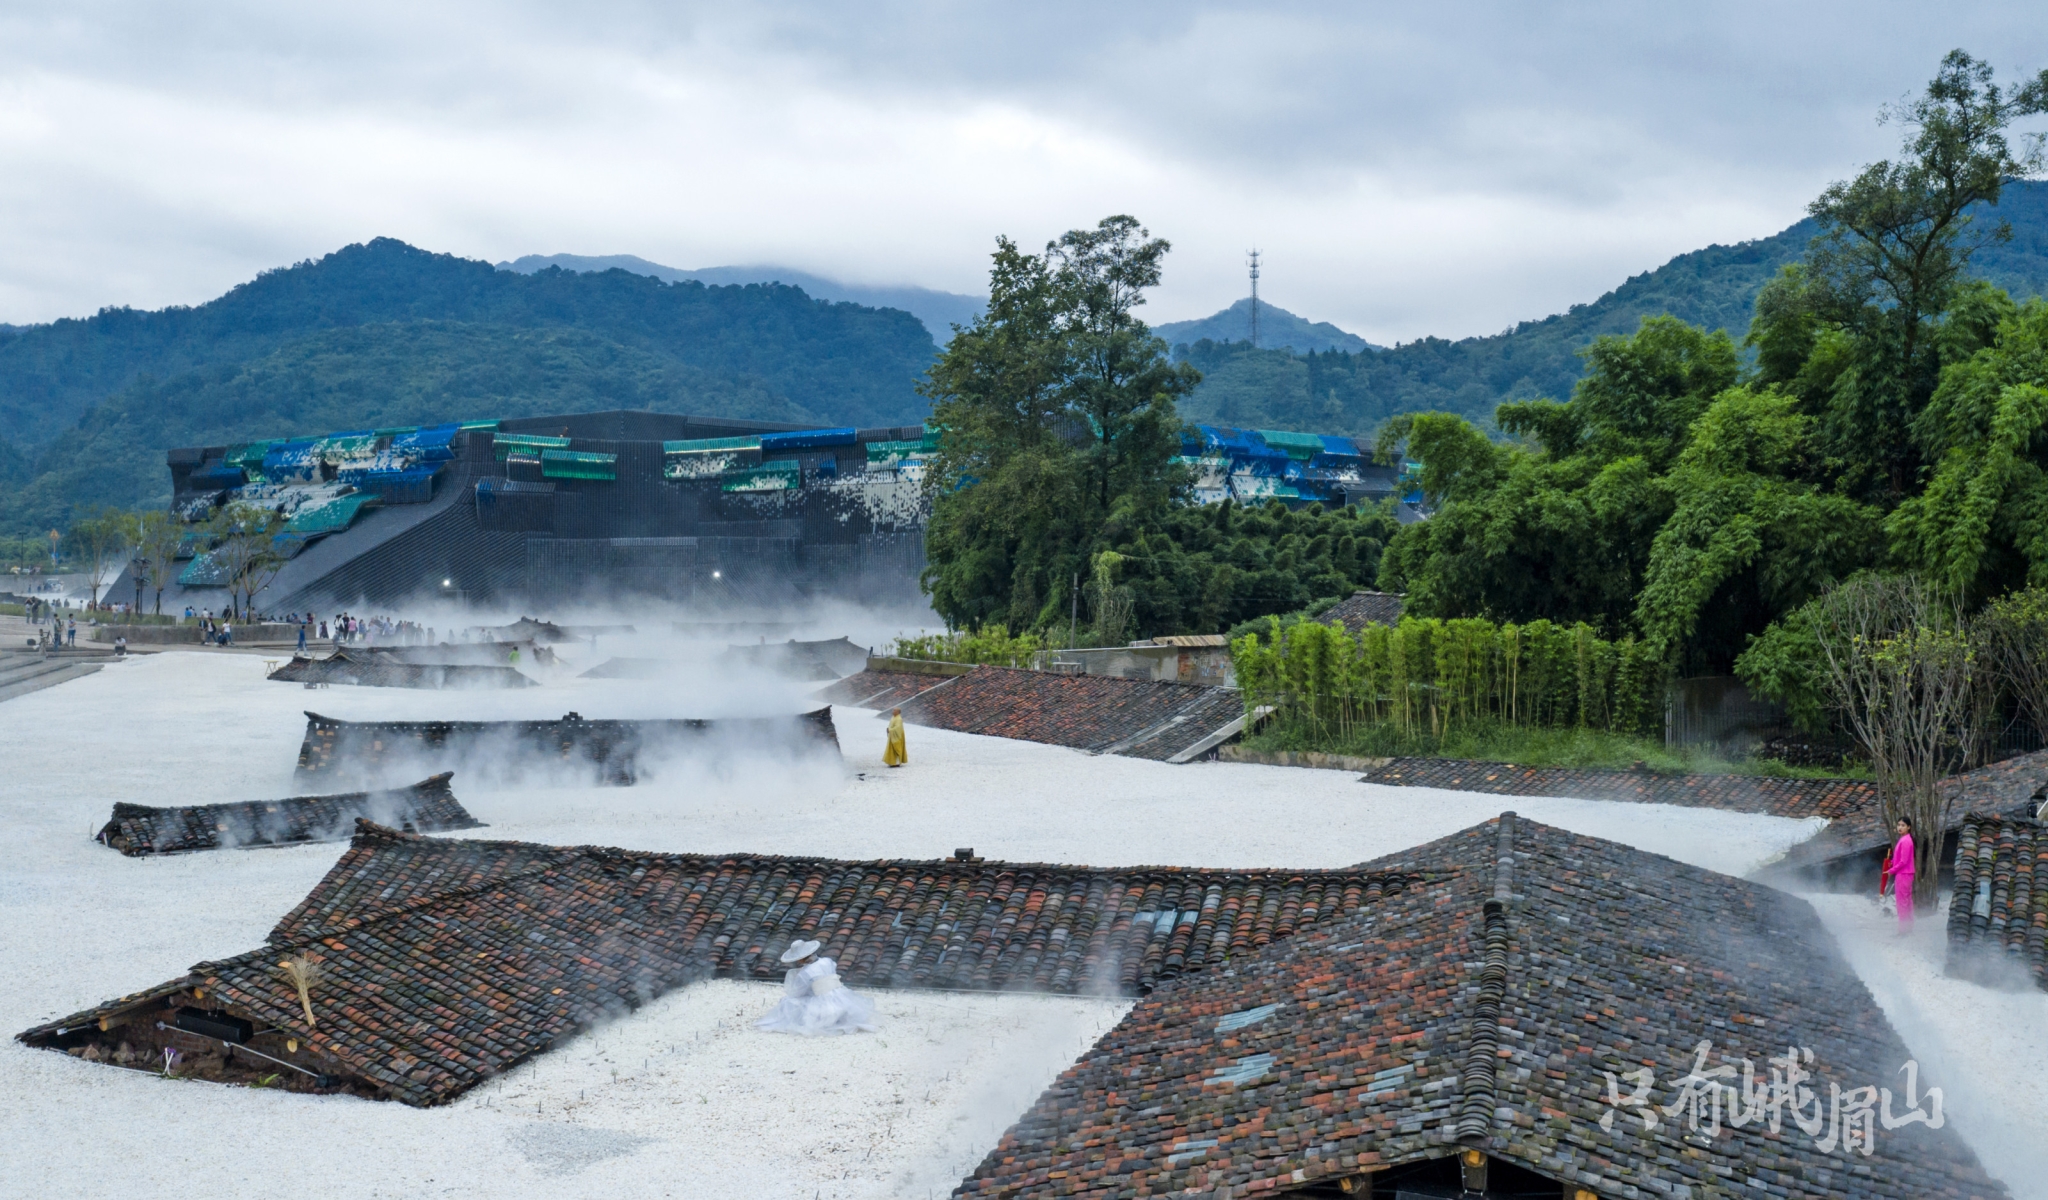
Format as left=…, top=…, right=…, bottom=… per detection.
left=1246, top=249, right=1261, bottom=349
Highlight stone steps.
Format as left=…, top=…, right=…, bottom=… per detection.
left=0, top=660, right=104, bottom=704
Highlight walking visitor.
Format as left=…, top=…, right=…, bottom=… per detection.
left=884, top=707, right=907, bottom=767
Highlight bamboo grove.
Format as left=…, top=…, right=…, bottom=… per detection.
left=1231, top=616, right=1667, bottom=741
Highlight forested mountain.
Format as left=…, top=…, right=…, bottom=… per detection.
left=1178, top=179, right=2048, bottom=435
left=1153, top=298, right=1380, bottom=354
left=0, top=238, right=938, bottom=535
left=499, top=253, right=986, bottom=342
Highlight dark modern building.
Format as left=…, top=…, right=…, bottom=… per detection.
left=134, top=410, right=936, bottom=613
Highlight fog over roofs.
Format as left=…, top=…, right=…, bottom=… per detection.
left=958, top=814, right=2003, bottom=1200
left=20, top=822, right=1422, bottom=1106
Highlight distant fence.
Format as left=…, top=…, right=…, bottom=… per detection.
left=1664, top=677, right=1790, bottom=752
left=1666, top=676, right=2045, bottom=767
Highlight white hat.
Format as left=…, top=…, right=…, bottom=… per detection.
left=779, top=939, right=822, bottom=964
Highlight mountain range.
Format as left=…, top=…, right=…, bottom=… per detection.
left=3, top=182, right=2047, bottom=536
left=0, top=239, right=937, bottom=536
left=1177, top=179, right=2048, bottom=436
left=499, top=254, right=985, bottom=343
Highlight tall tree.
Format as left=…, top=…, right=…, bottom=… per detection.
left=1373, top=318, right=1736, bottom=637
left=921, top=216, right=1198, bottom=631
left=1805, top=49, right=2048, bottom=493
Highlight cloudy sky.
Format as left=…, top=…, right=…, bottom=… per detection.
left=0, top=2, right=2043, bottom=341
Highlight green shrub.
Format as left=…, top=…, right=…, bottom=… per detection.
left=1232, top=614, right=1667, bottom=739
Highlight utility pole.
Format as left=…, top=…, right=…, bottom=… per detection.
left=1069, top=571, right=1080, bottom=650
left=1246, top=249, right=1261, bottom=350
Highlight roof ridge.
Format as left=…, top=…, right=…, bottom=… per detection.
left=262, top=820, right=581, bottom=945
left=329, top=820, right=1441, bottom=877
left=1452, top=811, right=1517, bottom=1146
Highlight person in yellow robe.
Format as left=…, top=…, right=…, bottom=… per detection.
left=883, top=707, right=908, bottom=767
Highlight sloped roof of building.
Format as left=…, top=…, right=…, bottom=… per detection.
left=267, top=650, right=535, bottom=690
left=1947, top=811, right=2048, bottom=991
left=1320, top=590, right=1404, bottom=633
left=20, top=823, right=1425, bottom=1106
left=94, top=773, right=479, bottom=856
left=817, top=666, right=960, bottom=709
left=722, top=636, right=871, bottom=681
left=955, top=814, right=2003, bottom=1200
left=292, top=706, right=841, bottom=786
left=473, top=617, right=636, bottom=643
left=896, top=666, right=1245, bottom=762
left=1360, top=756, right=1874, bottom=820
left=374, top=640, right=556, bottom=667
left=1770, top=749, right=2048, bottom=877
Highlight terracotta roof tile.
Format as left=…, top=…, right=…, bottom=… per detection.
left=817, top=668, right=955, bottom=709
left=1948, top=811, right=2048, bottom=991
left=1360, top=757, right=1874, bottom=820
left=1319, top=591, right=1404, bottom=633
left=956, top=815, right=2006, bottom=1200
left=895, top=666, right=1243, bottom=761
left=20, top=824, right=1423, bottom=1106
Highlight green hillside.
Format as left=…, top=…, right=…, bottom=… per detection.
left=1154, top=298, right=1380, bottom=354
left=1178, top=179, right=2048, bottom=435
left=0, top=238, right=938, bottom=535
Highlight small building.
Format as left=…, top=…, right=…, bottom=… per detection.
left=893, top=665, right=1249, bottom=763
left=1036, top=634, right=1235, bottom=686
left=19, top=822, right=1421, bottom=1105
left=1319, top=589, right=1405, bottom=633
left=955, top=813, right=2003, bottom=1200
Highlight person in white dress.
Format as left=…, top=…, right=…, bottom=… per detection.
left=755, top=939, right=878, bottom=1035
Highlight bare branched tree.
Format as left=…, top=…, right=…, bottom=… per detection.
left=204, top=503, right=286, bottom=620
left=1808, top=574, right=1980, bottom=907
left=67, top=508, right=133, bottom=609
left=131, top=511, right=185, bottom=617
left=1981, top=587, right=2048, bottom=744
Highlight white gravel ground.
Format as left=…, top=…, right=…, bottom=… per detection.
left=1803, top=893, right=2048, bottom=1199
left=0, top=649, right=2027, bottom=1198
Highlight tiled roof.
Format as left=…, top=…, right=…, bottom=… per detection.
left=474, top=617, right=635, bottom=643
left=895, top=666, right=1245, bottom=762
left=267, top=650, right=534, bottom=690
left=292, top=707, right=841, bottom=786
left=1773, top=749, right=2048, bottom=875
left=376, top=640, right=559, bottom=667
left=1319, top=590, right=1404, bottom=632
left=816, top=667, right=956, bottom=709
left=1360, top=756, right=1873, bottom=820
left=20, top=823, right=1424, bottom=1106
left=94, top=773, right=480, bottom=856
left=1947, top=812, right=2048, bottom=991
left=956, top=814, right=2005, bottom=1200
left=722, top=637, right=870, bottom=681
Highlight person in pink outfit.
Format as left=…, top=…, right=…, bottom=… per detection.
left=1881, top=816, right=1917, bottom=931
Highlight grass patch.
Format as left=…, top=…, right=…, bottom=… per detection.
left=1244, top=717, right=1867, bottom=779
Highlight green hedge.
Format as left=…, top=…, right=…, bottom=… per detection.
left=1232, top=615, right=1667, bottom=738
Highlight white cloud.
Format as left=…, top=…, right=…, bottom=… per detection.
left=0, top=1, right=2042, bottom=341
